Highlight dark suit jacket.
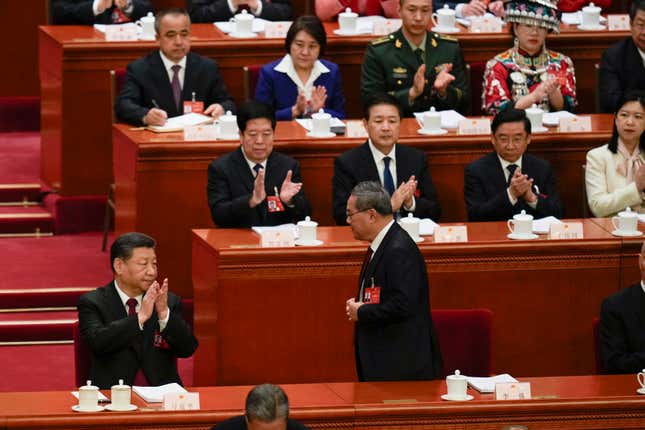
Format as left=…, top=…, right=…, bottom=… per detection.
left=207, top=147, right=311, bottom=227
left=211, top=416, right=309, bottom=430
left=255, top=58, right=346, bottom=120
left=600, top=283, right=645, bottom=374
left=52, top=0, right=153, bottom=24
left=599, top=37, right=645, bottom=113
left=115, top=51, right=235, bottom=126
left=332, top=142, right=441, bottom=225
left=355, top=222, right=443, bottom=381
left=188, top=0, right=292, bottom=22
left=77, top=282, right=198, bottom=389
left=464, top=152, right=564, bottom=222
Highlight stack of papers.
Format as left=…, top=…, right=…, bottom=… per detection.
left=296, top=118, right=345, bottom=132
left=532, top=216, right=562, bottom=234
left=414, top=109, right=467, bottom=129
left=252, top=223, right=298, bottom=238
left=561, top=12, right=607, bottom=25
left=148, top=113, right=213, bottom=133
left=466, top=374, right=518, bottom=393
left=214, top=18, right=273, bottom=33
left=133, top=383, right=187, bottom=403
left=542, top=110, right=576, bottom=126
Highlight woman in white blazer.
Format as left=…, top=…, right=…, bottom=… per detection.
left=586, top=91, right=645, bottom=217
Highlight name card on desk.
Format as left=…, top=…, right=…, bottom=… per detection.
left=470, top=16, right=503, bottom=33
left=458, top=119, right=491, bottom=135
left=434, top=226, right=468, bottom=242
left=105, top=25, right=138, bottom=41
left=495, top=382, right=531, bottom=400
left=264, top=21, right=290, bottom=38
left=260, top=230, right=295, bottom=248
left=607, top=14, right=630, bottom=30
left=373, top=19, right=402, bottom=35
left=346, top=120, right=368, bottom=138
left=184, top=124, right=218, bottom=141
left=548, top=222, right=583, bottom=239
left=163, top=392, right=200, bottom=410
left=558, top=116, right=591, bottom=132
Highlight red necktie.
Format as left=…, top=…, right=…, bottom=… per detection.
left=126, top=298, right=149, bottom=386
left=126, top=298, right=137, bottom=316
left=171, top=65, right=182, bottom=112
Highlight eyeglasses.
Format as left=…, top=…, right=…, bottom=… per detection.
left=346, top=208, right=370, bottom=219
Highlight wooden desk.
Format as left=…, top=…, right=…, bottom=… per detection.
left=191, top=221, right=627, bottom=386
left=40, top=23, right=625, bottom=195
left=114, top=115, right=613, bottom=294
left=2, top=376, right=645, bottom=429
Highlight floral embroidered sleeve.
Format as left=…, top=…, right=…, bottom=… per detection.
left=482, top=58, right=512, bottom=115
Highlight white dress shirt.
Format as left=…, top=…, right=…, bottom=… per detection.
left=273, top=54, right=330, bottom=100
left=114, top=280, right=169, bottom=331
left=367, top=140, right=416, bottom=211
left=159, top=51, right=187, bottom=89
left=498, top=154, right=538, bottom=209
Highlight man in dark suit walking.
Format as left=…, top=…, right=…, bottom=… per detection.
left=207, top=100, right=311, bottom=228
left=333, top=93, right=441, bottom=226
left=344, top=181, right=442, bottom=381
left=464, top=108, right=563, bottom=222
left=599, top=0, right=645, bottom=113
left=600, top=241, right=645, bottom=374
left=115, top=7, right=235, bottom=126
left=78, top=232, right=198, bottom=389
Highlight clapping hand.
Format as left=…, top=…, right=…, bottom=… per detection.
left=249, top=168, right=266, bottom=208
left=279, top=170, right=302, bottom=205
left=433, top=64, right=455, bottom=97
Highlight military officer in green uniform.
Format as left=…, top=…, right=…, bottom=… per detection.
left=361, top=0, right=470, bottom=117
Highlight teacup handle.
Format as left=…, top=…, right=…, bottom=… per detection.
left=431, top=12, right=439, bottom=27
left=229, top=16, right=236, bottom=23
left=507, top=220, right=515, bottom=234
left=611, top=216, right=620, bottom=231
left=639, top=372, right=645, bottom=388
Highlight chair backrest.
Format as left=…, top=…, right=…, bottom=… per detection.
left=73, top=320, right=91, bottom=387
left=468, top=61, right=486, bottom=116
left=592, top=316, right=607, bottom=374
left=243, top=64, right=262, bottom=101
left=432, top=308, right=493, bottom=377
left=110, top=68, right=127, bottom=124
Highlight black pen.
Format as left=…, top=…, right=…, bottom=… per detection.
left=152, top=99, right=160, bottom=109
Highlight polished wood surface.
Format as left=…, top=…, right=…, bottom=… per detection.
left=41, top=23, right=625, bottom=194
left=191, top=220, right=637, bottom=386
left=2, top=376, right=645, bottom=429
left=115, top=115, right=613, bottom=293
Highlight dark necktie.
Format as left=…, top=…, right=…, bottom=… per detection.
left=415, top=48, right=424, bottom=66
left=507, top=164, right=518, bottom=186
left=126, top=298, right=137, bottom=316
left=171, top=64, right=182, bottom=112
left=357, top=247, right=374, bottom=300
left=126, top=297, right=149, bottom=386
left=253, top=163, right=263, bottom=177
left=383, top=157, right=395, bottom=196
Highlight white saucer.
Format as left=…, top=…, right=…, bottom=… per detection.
left=229, top=31, right=258, bottom=38
left=72, top=405, right=105, bottom=413
left=105, top=403, right=138, bottom=412
left=295, top=239, right=324, bottom=246
left=532, top=126, right=549, bottom=133
left=333, top=29, right=360, bottom=36
left=578, top=23, right=606, bottom=30
left=637, top=387, right=645, bottom=395
left=418, top=128, right=448, bottom=135
left=441, top=394, right=474, bottom=401
left=507, top=233, right=539, bottom=240
left=306, top=131, right=336, bottom=138
left=432, top=25, right=460, bottom=33
left=612, top=229, right=643, bottom=237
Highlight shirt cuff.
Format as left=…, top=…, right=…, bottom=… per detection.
left=403, top=196, right=416, bottom=212
left=455, top=3, right=465, bottom=18
left=527, top=198, right=538, bottom=209
left=93, top=0, right=103, bottom=15
left=122, top=0, right=134, bottom=15
left=227, top=0, right=237, bottom=13
left=253, top=0, right=263, bottom=16
left=507, top=188, right=518, bottom=205
left=158, top=309, right=171, bottom=332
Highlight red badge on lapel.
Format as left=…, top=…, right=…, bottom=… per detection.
left=414, top=188, right=421, bottom=198
left=154, top=330, right=171, bottom=349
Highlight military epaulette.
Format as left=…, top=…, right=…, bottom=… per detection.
left=371, top=34, right=394, bottom=45
left=437, top=34, right=459, bottom=42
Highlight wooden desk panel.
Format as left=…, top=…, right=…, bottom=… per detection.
left=40, top=24, right=626, bottom=195
left=191, top=223, right=622, bottom=386
left=114, top=115, right=613, bottom=296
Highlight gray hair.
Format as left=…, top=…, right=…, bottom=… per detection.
left=351, top=181, right=393, bottom=216
left=245, top=384, right=289, bottom=423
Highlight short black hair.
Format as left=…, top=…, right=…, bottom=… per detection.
left=363, top=93, right=402, bottom=120
left=608, top=90, right=645, bottom=153
left=285, top=15, right=326, bottom=57
left=630, top=0, right=645, bottom=20
left=491, top=107, right=531, bottom=134
left=237, top=100, right=276, bottom=132
left=110, top=232, right=155, bottom=273
left=154, top=8, right=190, bottom=34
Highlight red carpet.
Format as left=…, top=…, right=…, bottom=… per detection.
left=0, top=132, right=40, bottom=183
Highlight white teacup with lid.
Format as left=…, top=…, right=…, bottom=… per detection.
left=423, top=107, right=442, bottom=133
left=338, top=8, right=359, bottom=34
left=507, top=210, right=534, bottom=236
left=110, top=379, right=132, bottom=411
left=432, top=5, right=456, bottom=29
left=445, top=369, right=468, bottom=399
left=612, top=206, right=639, bottom=233
left=219, top=110, right=238, bottom=139
left=581, top=2, right=601, bottom=27
left=137, top=12, right=155, bottom=40
left=311, top=109, right=332, bottom=136
left=399, top=213, right=421, bottom=241
left=231, top=9, right=254, bottom=35
left=525, top=104, right=544, bottom=132
left=78, top=380, right=100, bottom=411
left=298, top=216, right=318, bottom=244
